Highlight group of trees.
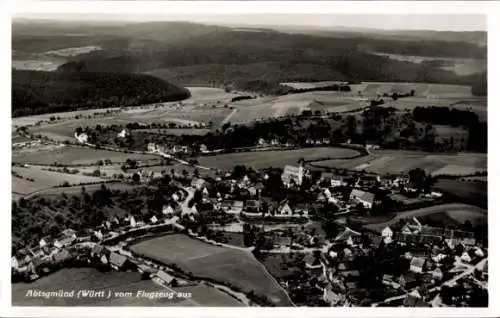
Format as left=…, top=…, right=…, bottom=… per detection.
left=412, top=107, right=486, bottom=152
left=12, top=70, right=191, bottom=117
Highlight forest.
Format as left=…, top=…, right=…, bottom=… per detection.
left=11, top=70, right=191, bottom=117
left=50, top=26, right=487, bottom=96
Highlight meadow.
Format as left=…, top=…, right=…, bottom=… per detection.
left=26, top=105, right=230, bottom=141
left=12, top=165, right=105, bottom=195
left=12, top=267, right=242, bottom=306
left=196, top=147, right=360, bottom=170
left=310, top=149, right=486, bottom=176
left=12, top=146, right=160, bottom=166
left=363, top=203, right=486, bottom=232
left=130, top=234, right=293, bottom=306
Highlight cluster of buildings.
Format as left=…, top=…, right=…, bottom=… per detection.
left=315, top=216, right=487, bottom=307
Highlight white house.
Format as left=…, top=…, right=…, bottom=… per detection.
left=349, top=189, right=375, bottom=209
left=475, top=247, right=485, bottom=257
left=461, top=251, right=472, bottom=263
left=277, top=202, right=293, bottom=216
left=147, top=143, right=158, bottom=153
left=11, top=256, right=19, bottom=270
left=129, top=216, right=137, bottom=228
left=281, top=165, right=304, bottom=188
left=381, top=226, right=393, bottom=239
left=75, top=132, right=88, bottom=144
left=150, top=216, right=158, bottom=224
left=93, top=230, right=103, bottom=241
left=410, top=257, right=426, bottom=273
left=199, top=144, right=208, bottom=153
left=117, top=129, right=128, bottom=138
left=162, top=205, right=174, bottom=215
left=39, top=238, right=48, bottom=248
left=324, top=188, right=332, bottom=199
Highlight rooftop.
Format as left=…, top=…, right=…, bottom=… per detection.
left=350, top=189, right=375, bottom=204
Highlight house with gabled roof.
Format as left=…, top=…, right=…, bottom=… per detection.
left=276, top=200, right=293, bottom=216
left=53, top=236, right=76, bottom=249
left=304, top=254, right=322, bottom=270
left=150, top=215, right=159, bottom=224
left=281, top=164, right=304, bottom=188
left=154, top=270, right=176, bottom=285
left=349, top=189, right=375, bottom=209
left=410, top=256, right=426, bottom=273
left=109, top=252, right=134, bottom=271
left=334, top=227, right=361, bottom=244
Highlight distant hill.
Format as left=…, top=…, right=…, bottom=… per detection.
left=55, top=27, right=486, bottom=94
left=13, top=20, right=487, bottom=97
left=12, top=70, right=190, bottom=117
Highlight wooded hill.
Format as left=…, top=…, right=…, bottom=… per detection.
left=12, top=70, right=191, bottom=117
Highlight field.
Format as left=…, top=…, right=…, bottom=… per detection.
left=196, top=147, right=360, bottom=170
left=310, top=149, right=486, bottom=176
left=26, top=106, right=231, bottom=141
left=435, top=179, right=487, bottom=207
left=12, top=267, right=243, bottom=306
left=280, top=81, right=343, bottom=90
left=363, top=203, right=487, bottom=232
left=185, top=87, right=239, bottom=103
left=134, top=128, right=210, bottom=136
left=12, top=145, right=160, bottom=166
left=12, top=165, right=106, bottom=196
left=16, top=182, right=136, bottom=200
left=130, top=234, right=293, bottom=306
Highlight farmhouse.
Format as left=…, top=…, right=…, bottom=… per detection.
left=154, top=270, right=176, bottom=285
left=109, top=252, right=134, bottom=271
left=281, top=164, right=304, bottom=187
left=349, top=189, right=375, bottom=209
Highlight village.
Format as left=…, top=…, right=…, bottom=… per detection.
left=11, top=144, right=488, bottom=307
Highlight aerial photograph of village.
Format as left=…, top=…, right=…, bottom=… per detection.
left=10, top=12, right=487, bottom=307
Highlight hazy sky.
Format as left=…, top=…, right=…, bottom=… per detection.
left=14, top=13, right=487, bottom=31
left=13, top=1, right=487, bottom=31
